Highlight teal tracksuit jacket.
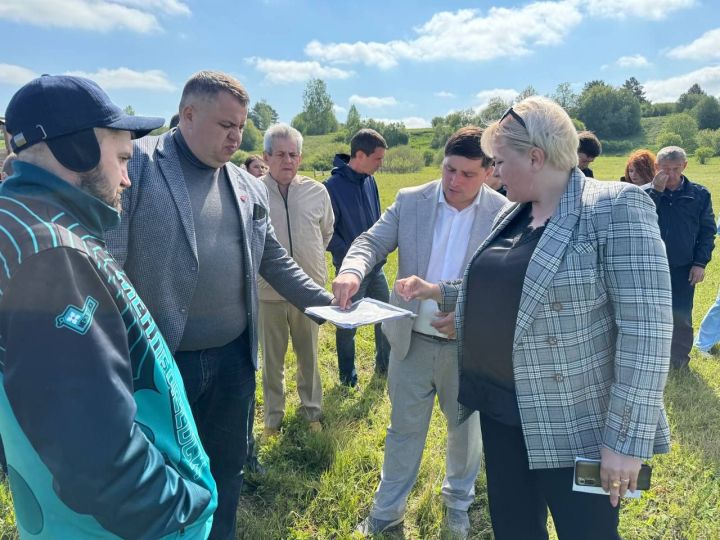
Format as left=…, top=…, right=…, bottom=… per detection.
left=0, top=161, right=216, bottom=539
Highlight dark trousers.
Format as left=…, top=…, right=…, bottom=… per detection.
left=334, top=266, right=391, bottom=386
left=480, top=413, right=621, bottom=540
left=175, top=331, right=255, bottom=540
left=670, top=265, right=695, bottom=368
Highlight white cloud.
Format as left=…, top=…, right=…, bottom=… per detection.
left=667, top=28, right=720, bottom=60
left=333, top=104, right=347, bottom=116
left=374, top=117, right=431, bottom=128
left=0, top=0, right=190, bottom=33
left=643, top=66, right=720, bottom=102
left=113, top=0, right=190, bottom=16
left=0, top=63, right=38, bottom=86
left=246, top=57, right=354, bottom=84
left=349, top=95, right=398, bottom=108
left=63, top=68, right=175, bottom=91
left=616, top=54, right=650, bottom=68
left=475, top=88, right=519, bottom=109
left=305, top=3, right=582, bottom=69
left=434, top=91, right=456, bottom=98
left=585, top=0, right=695, bottom=20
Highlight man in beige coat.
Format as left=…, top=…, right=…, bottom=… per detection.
left=259, top=124, right=334, bottom=435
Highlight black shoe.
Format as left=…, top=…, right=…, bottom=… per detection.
left=245, top=456, right=266, bottom=476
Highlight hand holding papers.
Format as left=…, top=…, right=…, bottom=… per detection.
left=306, top=298, right=416, bottom=329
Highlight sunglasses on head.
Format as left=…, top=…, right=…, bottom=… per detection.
left=499, top=106, right=527, bottom=129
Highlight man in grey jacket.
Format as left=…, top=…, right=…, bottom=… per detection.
left=106, top=71, right=333, bottom=540
left=333, top=127, right=507, bottom=538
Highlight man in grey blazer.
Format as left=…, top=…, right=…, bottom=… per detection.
left=333, top=127, right=506, bottom=538
left=106, top=71, right=333, bottom=540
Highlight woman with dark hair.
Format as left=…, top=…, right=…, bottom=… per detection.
left=621, top=149, right=656, bottom=186
left=395, top=96, right=673, bottom=539
left=244, top=154, right=268, bottom=178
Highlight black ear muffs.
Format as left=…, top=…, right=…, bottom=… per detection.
left=45, top=128, right=101, bottom=173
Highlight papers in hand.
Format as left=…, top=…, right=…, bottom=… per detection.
left=305, top=298, right=416, bottom=329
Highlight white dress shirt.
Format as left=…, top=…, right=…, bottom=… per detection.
left=412, top=187, right=480, bottom=337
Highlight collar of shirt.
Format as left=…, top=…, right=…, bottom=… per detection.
left=437, top=185, right=483, bottom=214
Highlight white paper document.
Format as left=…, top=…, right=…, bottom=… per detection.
left=305, top=298, right=416, bottom=329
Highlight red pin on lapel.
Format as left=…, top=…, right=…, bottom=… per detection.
left=239, top=194, right=248, bottom=202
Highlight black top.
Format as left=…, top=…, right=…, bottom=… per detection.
left=459, top=204, right=545, bottom=425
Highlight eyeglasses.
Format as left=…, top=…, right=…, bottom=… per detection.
left=499, top=106, right=527, bottom=129
left=271, top=151, right=300, bottom=161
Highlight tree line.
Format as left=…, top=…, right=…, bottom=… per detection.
left=133, top=77, right=720, bottom=173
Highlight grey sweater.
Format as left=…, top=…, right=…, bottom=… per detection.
left=174, top=131, right=247, bottom=351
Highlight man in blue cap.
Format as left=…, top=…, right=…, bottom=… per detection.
left=0, top=75, right=217, bottom=539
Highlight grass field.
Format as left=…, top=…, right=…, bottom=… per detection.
left=1, top=156, right=719, bottom=539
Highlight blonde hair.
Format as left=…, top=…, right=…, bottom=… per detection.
left=481, top=96, right=579, bottom=171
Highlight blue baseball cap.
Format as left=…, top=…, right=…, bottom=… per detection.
left=5, top=74, right=164, bottom=172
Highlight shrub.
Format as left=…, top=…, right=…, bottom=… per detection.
left=240, top=118, right=262, bottom=151
left=600, top=139, right=636, bottom=155
left=695, top=129, right=720, bottom=155
left=381, top=146, right=424, bottom=174
left=662, top=113, right=698, bottom=152
left=230, top=150, right=250, bottom=168
left=571, top=118, right=586, bottom=131
left=643, top=102, right=676, bottom=117
left=423, top=150, right=435, bottom=167
left=696, top=146, right=714, bottom=164
left=305, top=149, right=337, bottom=172
left=655, top=131, right=683, bottom=150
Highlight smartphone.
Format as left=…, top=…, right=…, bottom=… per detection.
left=574, top=459, right=652, bottom=491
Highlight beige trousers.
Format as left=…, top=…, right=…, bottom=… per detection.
left=259, top=300, right=322, bottom=428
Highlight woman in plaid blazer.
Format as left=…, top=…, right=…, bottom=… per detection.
left=396, top=96, right=673, bottom=539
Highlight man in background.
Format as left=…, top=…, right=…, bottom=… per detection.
left=577, top=130, right=602, bottom=177
left=325, top=128, right=390, bottom=388
left=645, top=146, right=715, bottom=369
left=259, top=124, right=334, bottom=436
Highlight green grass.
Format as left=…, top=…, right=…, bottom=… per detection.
left=2, top=162, right=720, bottom=539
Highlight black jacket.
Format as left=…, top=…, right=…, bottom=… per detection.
left=324, top=154, right=383, bottom=267
left=645, top=176, right=716, bottom=268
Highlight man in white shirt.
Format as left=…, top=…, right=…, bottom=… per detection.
left=333, top=127, right=507, bottom=538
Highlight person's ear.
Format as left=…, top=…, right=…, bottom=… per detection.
left=529, top=147, right=545, bottom=170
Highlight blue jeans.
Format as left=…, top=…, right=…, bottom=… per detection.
left=335, top=265, right=391, bottom=386
left=174, top=331, right=254, bottom=540
left=696, top=285, right=720, bottom=352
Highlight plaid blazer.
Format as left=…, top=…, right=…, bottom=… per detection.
left=439, top=170, right=673, bottom=469
left=106, top=131, right=332, bottom=365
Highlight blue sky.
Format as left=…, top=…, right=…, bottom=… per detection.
left=1, top=0, right=719, bottom=128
